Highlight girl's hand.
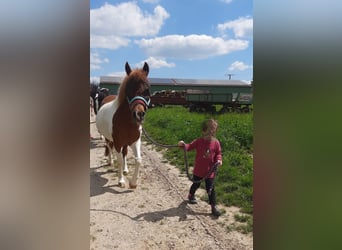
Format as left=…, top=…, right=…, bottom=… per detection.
left=217, top=160, right=222, bottom=166
left=178, top=140, right=185, bottom=147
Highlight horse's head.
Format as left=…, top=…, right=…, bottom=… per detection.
left=124, top=62, right=151, bottom=124
left=90, top=83, right=99, bottom=99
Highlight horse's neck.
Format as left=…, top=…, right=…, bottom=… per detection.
left=112, top=99, right=140, bottom=152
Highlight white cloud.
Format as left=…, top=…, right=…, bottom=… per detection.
left=90, top=35, right=130, bottom=49
left=220, top=0, right=233, bottom=3
left=107, top=71, right=126, bottom=77
left=218, top=16, right=253, bottom=38
left=90, top=64, right=100, bottom=71
left=136, top=35, right=248, bottom=60
left=228, top=61, right=253, bottom=71
left=90, top=52, right=109, bottom=71
left=90, top=76, right=100, bottom=84
left=90, top=2, right=169, bottom=37
left=138, top=57, right=175, bottom=69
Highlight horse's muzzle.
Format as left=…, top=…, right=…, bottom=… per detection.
left=133, top=111, right=145, bottom=123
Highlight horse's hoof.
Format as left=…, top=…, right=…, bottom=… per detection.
left=129, top=184, right=137, bottom=189
left=123, top=171, right=129, bottom=176
left=118, top=182, right=125, bottom=188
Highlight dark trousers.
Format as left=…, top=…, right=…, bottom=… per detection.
left=189, top=175, right=216, bottom=206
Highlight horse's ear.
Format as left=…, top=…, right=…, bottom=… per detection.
left=125, top=62, right=132, bottom=75
left=143, top=62, right=149, bottom=76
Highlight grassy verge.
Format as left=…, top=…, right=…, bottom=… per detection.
left=143, top=106, right=253, bottom=231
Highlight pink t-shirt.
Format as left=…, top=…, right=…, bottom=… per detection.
left=184, top=137, right=222, bottom=178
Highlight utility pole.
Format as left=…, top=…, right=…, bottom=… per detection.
left=224, top=73, right=235, bottom=80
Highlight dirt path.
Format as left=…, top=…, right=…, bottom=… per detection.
left=90, top=114, right=253, bottom=250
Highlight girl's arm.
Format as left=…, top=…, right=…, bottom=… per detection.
left=215, top=141, right=223, bottom=166
left=178, top=139, right=198, bottom=151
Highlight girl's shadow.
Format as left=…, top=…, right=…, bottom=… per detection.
left=133, top=200, right=210, bottom=222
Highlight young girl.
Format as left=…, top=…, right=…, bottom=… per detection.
left=178, top=119, right=222, bottom=216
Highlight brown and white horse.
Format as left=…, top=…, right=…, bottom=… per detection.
left=96, top=62, right=150, bottom=188
left=99, top=94, right=117, bottom=165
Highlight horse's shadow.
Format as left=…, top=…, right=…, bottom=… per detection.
left=90, top=169, right=133, bottom=197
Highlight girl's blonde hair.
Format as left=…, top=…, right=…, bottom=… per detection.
left=202, top=119, right=218, bottom=139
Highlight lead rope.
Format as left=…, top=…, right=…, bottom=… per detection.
left=141, top=127, right=218, bottom=184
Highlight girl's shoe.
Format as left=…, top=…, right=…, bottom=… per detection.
left=188, top=193, right=197, bottom=204
left=211, top=206, right=221, bottom=217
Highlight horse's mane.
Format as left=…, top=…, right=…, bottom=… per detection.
left=117, top=69, right=148, bottom=106
left=117, top=79, right=127, bottom=105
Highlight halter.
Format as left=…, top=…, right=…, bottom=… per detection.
left=127, top=96, right=151, bottom=109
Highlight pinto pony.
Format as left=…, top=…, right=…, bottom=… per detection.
left=101, top=95, right=116, bottom=107
left=96, top=62, right=151, bottom=188
left=99, top=94, right=117, bottom=164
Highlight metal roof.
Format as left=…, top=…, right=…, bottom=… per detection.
left=100, top=76, right=251, bottom=87
left=100, top=76, right=124, bottom=83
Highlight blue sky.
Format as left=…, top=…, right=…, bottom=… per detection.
left=90, top=0, right=253, bottom=83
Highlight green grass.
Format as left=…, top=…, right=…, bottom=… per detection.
left=143, top=106, right=253, bottom=226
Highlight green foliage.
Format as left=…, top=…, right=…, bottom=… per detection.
left=143, top=106, right=253, bottom=216
left=226, top=214, right=253, bottom=234
left=234, top=213, right=251, bottom=223
left=234, top=214, right=253, bottom=234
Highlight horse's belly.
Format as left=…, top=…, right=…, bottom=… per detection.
left=95, top=101, right=117, bottom=141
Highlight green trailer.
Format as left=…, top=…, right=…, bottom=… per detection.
left=99, top=76, right=253, bottom=113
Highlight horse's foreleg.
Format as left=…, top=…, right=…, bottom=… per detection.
left=115, top=151, right=125, bottom=187
left=129, top=138, right=142, bottom=189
